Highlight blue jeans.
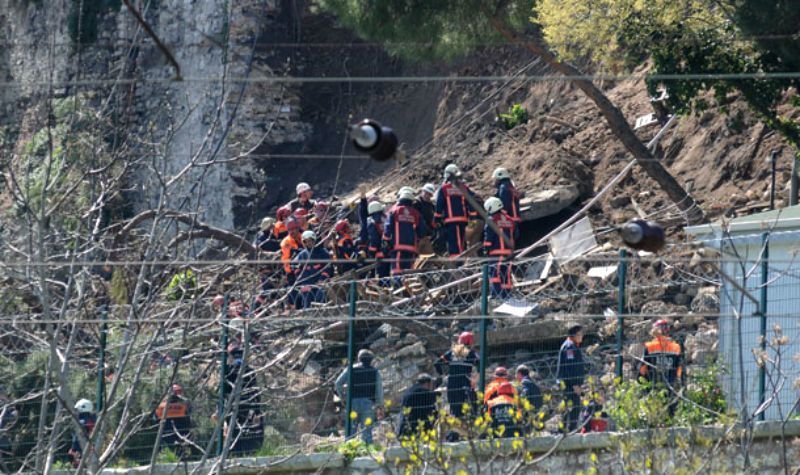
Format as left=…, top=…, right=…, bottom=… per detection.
left=350, top=398, right=375, bottom=444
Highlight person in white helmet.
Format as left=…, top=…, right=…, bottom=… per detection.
left=492, top=167, right=522, bottom=223
left=483, top=196, right=518, bottom=298
left=413, top=183, right=437, bottom=234
left=383, top=187, right=427, bottom=279
left=435, top=164, right=479, bottom=258
left=289, top=182, right=317, bottom=213
left=357, top=190, right=390, bottom=282
left=292, top=230, right=332, bottom=308
left=68, top=399, right=97, bottom=468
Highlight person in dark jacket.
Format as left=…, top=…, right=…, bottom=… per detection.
left=556, top=325, right=586, bottom=432
left=154, top=384, right=192, bottom=456
left=435, top=164, right=479, bottom=258
left=292, top=230, right=332, bottom=309
left=358, top=195, right=390, bottom=282
left=482, top=197, right=518, bottom=299
left=492, top=168, right=522, bottom=223
left=397, top=373, right=438, bottom=436
left=255, top=217, right=280, bottom=253
left=332, top=219, right=358, bottom=275
left=335, top=350, right=384, bottom=444
left=434, top=332, right=479, bottom=418
left=69, top=399, right=96, bottom=468
left=288, top=182, right=316, bottom=212
left=225, top=346, right=264, bottom=455
left=383, top=187, right=427, bottom=278
left=414, top=183, right=437, bottom=236
left=515, top=365, right=542, bottom=432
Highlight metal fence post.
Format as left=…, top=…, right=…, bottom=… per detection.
left=759, top=234, right=769, bottom=421
left=616, top=249, right=628, bottom=378
left=479, top=264, right=489, bottom=395
left=217, top=294, right=230, bottom=456
left=96, top=305, right=108, bottom=413
left=345, top=281, right=357, bottom=438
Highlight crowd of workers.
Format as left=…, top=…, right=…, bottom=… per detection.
left=251, top=163, right=522, bottom=308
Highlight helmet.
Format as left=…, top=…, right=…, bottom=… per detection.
left=357, top=349, right=375, bottom=364
left=296, top=182, right=311, bottom=195
left=172, top=384, right=183, bottom=396
left=294, top=208, right=309, bottom=220
left=484, top=197, right=504, bottom=215
left=494, top=366, right=508, bottom=378
left=334, top=219, right=351, bottom=235
left=444, top=163, right=462, bottom=179
left=314, top=201, right=330, bottom=214
left=458, top=331, right=474, bottom=346
left=498, top=382, right=515, bottom=396
left=398, top=186, right=416, bottom=201
left=367, top=201, right=385, bottom=215
left=285, top=218, right=300, bottom=232
left=421, top=183, right=436, bottom=195
left=276, top=206, right=291, bottom=221
left=301, top=230, right=317, bottom=242
left=75, top=399, right=93, bottom=413
left=212, top=294, right=226, bottom=307
left=492, top=167, right=511, bottom=181
left=260, top=217, right=275, bottom=231
left=653, top=319, right=670, bottom=332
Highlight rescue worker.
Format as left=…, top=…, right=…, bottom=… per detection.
left=335, top=350, right=384, bottom=444
left=414, top=183, right=437, bottom=236
left=255, top=217, right=279, bottom=252
left=639, top=319, right=683, bottom=414
left=484, top=366, right=516, bottom=404
left=515, top=365, right=543, bottom=414
left=435, top=164, right=478, bottom=257
left=273, top=207, right=291, bottom=240
left=292, top=230, right=332, bottom=309
left=397, top=373, right=438, bottom=437
left=556, top=325, right=586, bottom=432
left=482, top=196, right=518, bottom=299
left=224, top=345, right=264, bottom=455
left=154, top=384, right=191, bottom=455
left=493, top=167, right=522, bottom=223
left=69, top=399, right=96, bottom=468
left=309, top=201, right=332, bottom=229
left=280, top=218, right=303, bottom=307
left=289, top=182, right=316, bottom=212
left=434, top=332, right=479, bottom=418
left=332, top=219, right=358, bottom=275
left=383, top=186, right=427, bottom=278
left=293, top=208, right=310, bottom=231
left=486, top=382, right=522, bottom=437
left=359, top=197, right=390, bottom=281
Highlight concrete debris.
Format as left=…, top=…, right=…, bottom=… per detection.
left=691, top=286, right=720, bottom=314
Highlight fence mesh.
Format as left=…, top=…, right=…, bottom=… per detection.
left=0, top=239, right=797, bottom=471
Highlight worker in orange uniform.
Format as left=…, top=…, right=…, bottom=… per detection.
left=154, top=384, right=192, bottom=456
left=638, top=319, right=683, bottom=415
left=280, top=218, right=303, bottom=307
left=273, top=206, right=291, bottom=240
left=486, top=382, right=522, bottom=437
left=484, top=366, right=516, bottom=404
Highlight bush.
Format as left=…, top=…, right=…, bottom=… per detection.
left=498, top=104, right=529, bottom=130
left=165, top=269, right=198, bottom=301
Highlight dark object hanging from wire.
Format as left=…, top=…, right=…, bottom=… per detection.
left=619, top=220, right=665, bottom=252
left=350, top=119, right=401, bottom=162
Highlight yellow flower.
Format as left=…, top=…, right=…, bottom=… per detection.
left=590, top=452, right=598, bottom=463
left=512, top=439, right=523, bottom=451
left=365, top=417, right=373, bottom=426
left=350, top=411, right=358, bottom=420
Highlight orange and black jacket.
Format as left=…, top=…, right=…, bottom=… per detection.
left=334, top=233, right=358, bottom=274
left=496, top=179, right=522, bottom=223
left=435, top=182, right=478, bottom=224
left=639, top=336, right=683, bottom=385
left=383, top=199, right=427, bottom=253
left=280, top=235, right=301, bottom=274
left=483, top=211, right=517, bottom=257
left=484, top=377, right=516, bottom=404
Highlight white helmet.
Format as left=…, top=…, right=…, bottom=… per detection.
left=484, top=197, right=504, bottom=215
left=296, top=182, right=311, bottom=195
left=492, top=167, right=511, bottom=181
left=398, top=186, right=416, bottom=201
left=444, top=164, right=461, bottom=179
left=301, top=230, right=317, bottom=242
left=421, top=183, right=436, bottom=195
left=260, top=217, right=275, bottom=231
left=367, top=201, right=385, bottom=215
left=75, top=399, right=93, bottom=413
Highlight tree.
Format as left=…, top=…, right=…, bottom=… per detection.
left=315, top=0, right=703, bottom=223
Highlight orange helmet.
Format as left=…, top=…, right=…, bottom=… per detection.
left=498, top=382, right=515, bottom=396
left=458, top=331, right=474, bottom=346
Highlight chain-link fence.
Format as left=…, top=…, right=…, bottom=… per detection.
left=1, top=239, right=798, bottom=471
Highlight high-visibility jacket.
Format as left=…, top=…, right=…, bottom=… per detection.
left=484, top=377, right=516, bottom=403
left=155, top=400, right=190, bottom=419
left=383, top=199, right=427, bottom=253
left=487, top=395, right=522, bottom=432
left=435, top=182, right=477, bottom=224
left=280, top=234, right=301, bottom=274
left=273, top=222, right=288, bottom=241
left=293, top=247, right=332, bottom=286
left=496, top=179, right=522, bottom=223
left=639, top=337, right=683, bottom=384
left=483, top=211, right=517, bottom=256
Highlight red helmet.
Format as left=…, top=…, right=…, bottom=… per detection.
left=458, top=331, right=474, bottom=346
left=285, top=218, right=300, bottom=232
left=653, top=319, right=670, bottom=332
left=494, top=366, right=508, bottom=378
left=498, top=382, right=515, bottom=396
left=293, top=208, right=309, bottom=221
left=172, top=384, right=183, bottom=396
left=212, top=295, right=225, bottom=307
left=276, top=206, right=291, bottom=221
left=335, top=219, right=351, bottom=235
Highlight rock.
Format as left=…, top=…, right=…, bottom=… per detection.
left=691, top=287, right=719, bottom=313
left=303, top=360, right=321, bottom=376
left=673, top=293, right=691, bottom=306
left=730, top=193, right=748, bottom=206
left=402, top=333, right=420, bottom=345
left=610, top=195, right=631, bottom=208
left=393, top=341, right=426, bottom=358
left=370, top=337, right=390, bottom=352
left=684, top=327, right=718, bottom=363
left=514, top=349, right=533, bottom=361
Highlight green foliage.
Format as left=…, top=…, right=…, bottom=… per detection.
left=336, top=438, right=379, bottom=461
left=156, top=448, right=180, bottom=464
left=110, top=267, right=130, bottom=305
left=314, top=0, right=534, bottom=61
left=165, top=269, right=198, bottom=301
left=498, top=104, right=529, bottom=130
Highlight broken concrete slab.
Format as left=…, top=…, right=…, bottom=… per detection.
left=519, top=185, right=580, bottom=221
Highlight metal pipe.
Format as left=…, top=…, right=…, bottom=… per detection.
left=758, top=233, right=769, bottom=421
left=616, top=249, right=627, bottom=378
left=479, top=264, right=490, bottom=395
left=217, top=294, right=229, bottom=456
left=770, top=150, right=778, bottom=210
left=96, top=305, right=108, bottom=413
left=344, top=281, right=357, bottom=438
